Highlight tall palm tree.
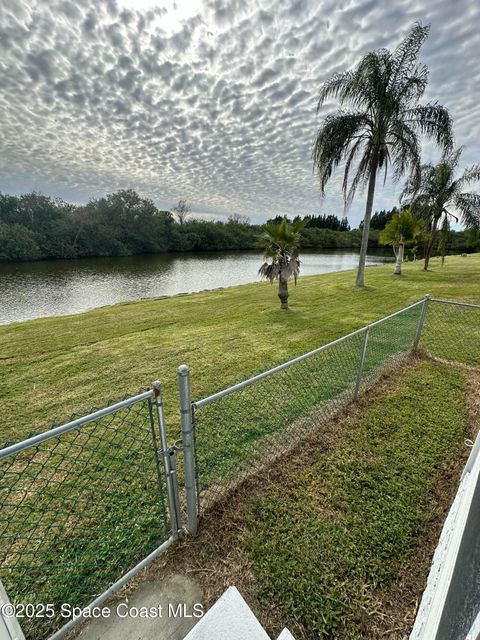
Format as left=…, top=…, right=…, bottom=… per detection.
left=402, top=147, right=480, bottom=270
left=379, top=208, right=423, bottom=275
left=312, top=22, right=452, bottom=287
left=258, top=218, right=303, bottom=310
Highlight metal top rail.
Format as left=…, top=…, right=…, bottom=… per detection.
left=431, top=298, right=480, bottom=309
left=0, top=389, right=154, bottom=461
left=194, top=297, right=426, bottom=409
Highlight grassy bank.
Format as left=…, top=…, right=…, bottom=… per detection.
left=1, top=253, right=480, bottom=442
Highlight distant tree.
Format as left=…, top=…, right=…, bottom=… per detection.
left=359, top=207, right=397, bottom=231
left=303, top=214, right=349, bottom=230
left=258, top=219, right=304, bottom=310
left=402, top=148, right=480, bottom=270
left=266, top=215, right=291, bottom=225
left=371, top=208, right=397, bottom=230
left=312, top=22, right=452, bottom=287
left=81, top=189, right=172, bottom=255
left=71, top=206, right=93, bottom=252
left=0, top=193, right=19, bottom=224
left=172, top=199, right=189, bottom=225
left=0, top=223, right=40, bottom=261
left=380, top=209, right=424, bottom=275
left=228, top=212, right=250, bottom=224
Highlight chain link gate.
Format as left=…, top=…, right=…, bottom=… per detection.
left=0, top=381, right=182, bottom=640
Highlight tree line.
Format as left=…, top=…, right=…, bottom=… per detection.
left=267, top=214, right=350, bottom=231
left=0, top=189, right=477, bottom=263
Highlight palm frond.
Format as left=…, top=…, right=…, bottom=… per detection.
left=346, top=146, right=372, bottom=207
left=402, top=162, right=435, bottom=204
left=388, top=120, right=422, bottom=191
left=316, top=71, right=354, bottom=111
left=395, top=68, right=429, bottom=103
left=351, top=50, right=389, bottom=110
left=403, top=103, right=453, bottom=151
left=454, top=193, right=480, bottom=229
left=391, top=22, right=430, bottom=84
left=342, top=135, right=368, bottom=200
left=456, top=164, right=480, bottom=189
left=258, top=261, right=281, bottom=283
left=441, top=146, right=463, bottom=171
left=312, top=111, right=371, bottom=197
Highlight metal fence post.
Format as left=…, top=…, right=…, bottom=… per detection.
left=153, top=381, right=182, bottom=539
left=178, top=365, right=198, bottom=535
left=354, top=326, right=369, bottom=401
left=413, top=294, right=431, bottom=350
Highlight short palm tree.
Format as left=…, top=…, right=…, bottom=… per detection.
left=312, top=22, right=452, bottom=287
left=380, top=208, right=423, bottom=275
left=402, top=147, right=480, bottom=270
left=258, top=218, right=303, bottom=310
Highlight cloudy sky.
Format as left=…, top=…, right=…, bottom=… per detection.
left=0, top=0, right=479, bottom=225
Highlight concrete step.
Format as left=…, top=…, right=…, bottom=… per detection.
left=184, top=586, right=296, bottom=640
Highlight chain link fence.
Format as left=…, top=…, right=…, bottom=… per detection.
left=184, top=297, right=480, bottom=526
left=358, top=300, right=425, bottom=392
left=0, top=388, right=176, bottom=640
left=420, top=299, right=480, bottom=368
left=189, top=300, right=425, bottom=516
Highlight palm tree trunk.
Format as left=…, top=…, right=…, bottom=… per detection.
left=278, top=277, right=289, bottom=310
left=424, top=219, right=438, bottom=271
left=355, top=156, right=378, bottom=287
left=394, top=243, right=404, bottom=275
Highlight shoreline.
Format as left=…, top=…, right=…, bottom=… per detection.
left=0, top=259, right=394, bottom=327
left=0, top=253, right=471, bottom=330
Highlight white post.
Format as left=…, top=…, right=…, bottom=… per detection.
left=0, top=580, right=25, bottom=640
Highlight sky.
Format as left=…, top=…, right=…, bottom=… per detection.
left=0, top=0, right=479, bottom=226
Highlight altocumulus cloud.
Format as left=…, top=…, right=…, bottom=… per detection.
left=0, top=0, right=479, bottom=224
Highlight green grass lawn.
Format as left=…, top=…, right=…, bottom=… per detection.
left=1, top=254, right=478, bottom=639
left=241, top=359, right=470, bottom=639
left=1, top=253, right=479, bottom=444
